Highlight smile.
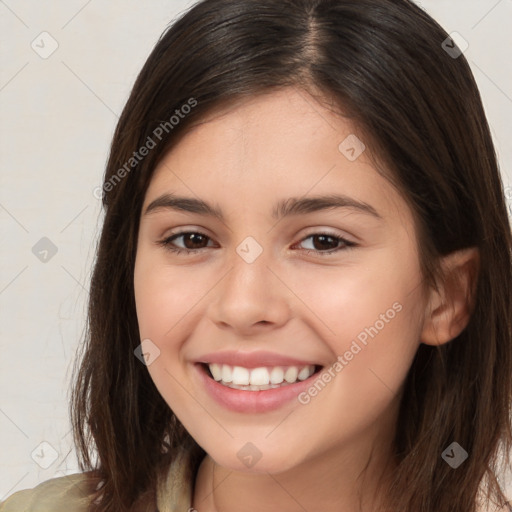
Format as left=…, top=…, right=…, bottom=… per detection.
left=204, top=363, right=319, bottom=390
left=195, top=360, right=324, bottom=413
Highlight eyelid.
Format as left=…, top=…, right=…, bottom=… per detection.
left=160, top=228, right=215, bottom=248
left=299, top=226, right=357, bottom=244
left=160, top=225, right=356, bottom=243
left=156, top=227, right=358, bottom=257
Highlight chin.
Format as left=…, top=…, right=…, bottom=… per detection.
left=204, top=440, right=306, bottom=475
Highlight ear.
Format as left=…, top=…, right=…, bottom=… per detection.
left=421, top=247, right=480, bottom=346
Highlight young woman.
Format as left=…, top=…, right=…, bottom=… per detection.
left=1, top=0, right=511, bottom=511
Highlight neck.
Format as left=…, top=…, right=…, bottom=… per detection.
left=192, top=413, right=397, bottom=512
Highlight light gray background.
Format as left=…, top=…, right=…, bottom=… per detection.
left=1, top=0, right=511, bottom=501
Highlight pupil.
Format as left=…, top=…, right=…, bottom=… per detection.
left=313, top=235, right=337, bottom=251
left=185, top=233, right=206, bottom=249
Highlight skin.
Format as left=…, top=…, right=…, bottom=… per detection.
left=133, top=86, right=478, bottom=511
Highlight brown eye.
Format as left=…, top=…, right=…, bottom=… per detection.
left=295, top=233, right=356, bottom=256
left=178, top=232, right=210, bottom=250
left=308, top=234, right=340, bottom=251
left=157, top=230, right=357, bottom=257
left=157, top=231, right=213, bottom=254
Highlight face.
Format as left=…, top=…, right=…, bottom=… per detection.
left=134, top=87, right=428, bottom=475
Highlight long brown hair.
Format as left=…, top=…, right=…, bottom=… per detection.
left=70, top=0, right=512, bottom=510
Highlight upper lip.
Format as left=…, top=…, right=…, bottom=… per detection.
left=196, top=351, right=322, bottom=369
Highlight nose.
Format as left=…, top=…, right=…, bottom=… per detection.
left=207, top=248, right=292, bottom=334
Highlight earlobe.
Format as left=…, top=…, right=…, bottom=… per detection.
left=421, top=247, right=480, bottom=346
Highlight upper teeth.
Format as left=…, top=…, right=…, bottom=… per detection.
left=208, top=363, right=315, bottom=386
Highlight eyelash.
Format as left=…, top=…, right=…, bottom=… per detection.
left=156, top=230, right=357, bottom=257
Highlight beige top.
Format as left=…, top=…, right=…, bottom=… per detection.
left=1, top=447, right=510, bottom=511
left=0, top=448, right=193, bottom=512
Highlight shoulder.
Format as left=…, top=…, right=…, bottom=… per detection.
left=0, top=472, right=98, bottom=512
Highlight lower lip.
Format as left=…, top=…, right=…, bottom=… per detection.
left=195, top=363, right=322, bottom=413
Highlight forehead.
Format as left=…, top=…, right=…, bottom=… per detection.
left=143, top=87, right=410, bottom=227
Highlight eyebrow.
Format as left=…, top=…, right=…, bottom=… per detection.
left=143, top=193, right=382, bottom=221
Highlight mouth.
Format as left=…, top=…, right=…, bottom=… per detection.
left=199, top=362, right=324, bottom=391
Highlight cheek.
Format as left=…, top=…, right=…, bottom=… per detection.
left=133, top=253, right=219, bottom=406
left=290, top=251, right=423, bottom=350
left=295, top=253, right=424, bottom=407
left=290, top=281, right=422, bottom=446
left=133, top=256, right=202, bottom=407
left=134, top=252, right=204, bottom=341
left=134, top=237, right=425, bottom=410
